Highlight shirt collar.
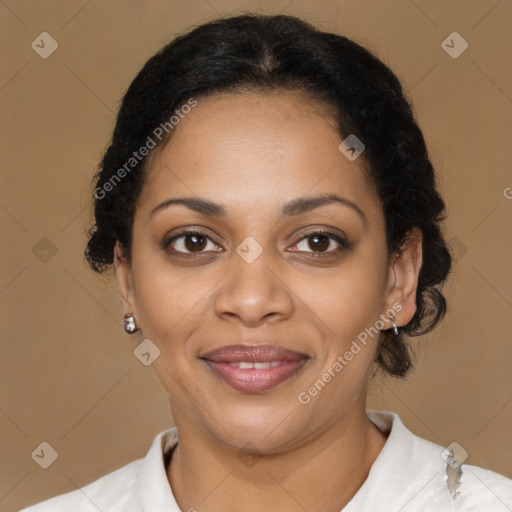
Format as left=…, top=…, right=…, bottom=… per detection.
left=136, top=410, right=446, bottom=511
left=137, top=426, right=181, bottom=511
left=343, top=410, right=449, bottom=510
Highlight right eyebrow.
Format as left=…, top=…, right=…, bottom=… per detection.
left=150, top=197, right=227, bottom=218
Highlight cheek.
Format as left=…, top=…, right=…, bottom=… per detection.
left=296, top=254, right=387, bottom=340
left=131, top=262, right=210, bottom=397
left=131, top=253, right=220, bottom=343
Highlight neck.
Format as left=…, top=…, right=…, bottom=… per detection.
left=167, top=407, right=388, bottom=512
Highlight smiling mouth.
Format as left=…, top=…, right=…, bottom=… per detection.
left=200, top=344, right=309, bottom=393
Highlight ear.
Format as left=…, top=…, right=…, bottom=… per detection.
left=382, top=227, right=423, bottom=329
left=113, top=241, right=138, bottom=318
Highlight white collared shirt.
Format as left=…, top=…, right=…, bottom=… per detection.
left=20, top=411, right=512, bottom=511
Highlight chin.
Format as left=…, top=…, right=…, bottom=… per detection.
left=207, top=405, right=303, bottom=451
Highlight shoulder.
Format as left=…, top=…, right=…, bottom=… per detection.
left=19, top=427, right=179, bottom=512
left=357, top=410, right=512, bottom=511
left=455, top=463, right=512, bottom=510
left=19, top=459, right=142, bottom=512
left=409, top=433, right=512, bottom=510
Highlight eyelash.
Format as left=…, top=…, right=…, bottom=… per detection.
left=163, top=228, right=347, bottom=257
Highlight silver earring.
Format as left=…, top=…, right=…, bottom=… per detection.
left=123, top=313, right=138, bottom=334
left=387, top=312, right=399, bottom=335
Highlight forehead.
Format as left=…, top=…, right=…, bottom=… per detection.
left=138, top=91, right=382, bottom=222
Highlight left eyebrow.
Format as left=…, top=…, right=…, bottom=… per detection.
left=279, top=193, right=368, bottom=227
left=150, top=193, right=367, bottom=227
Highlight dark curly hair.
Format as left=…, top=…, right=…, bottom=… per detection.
left=85, top=13, right=452, bottom=378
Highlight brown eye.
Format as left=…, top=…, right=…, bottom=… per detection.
left=165, top=230, right=222, bottom=254
left=290, top=231, right=346, bottom=254
left=307, top=234, right=330, bottom=252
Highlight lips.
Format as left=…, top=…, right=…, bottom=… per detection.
left=201, top=344, right=309, bottom=393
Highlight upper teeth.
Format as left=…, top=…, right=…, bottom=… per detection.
left=229, top=361, right=282, bottom=369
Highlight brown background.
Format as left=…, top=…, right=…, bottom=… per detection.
left=1, top=0, right=511, bottom=510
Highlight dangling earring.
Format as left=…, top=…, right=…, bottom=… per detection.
left=387, top=312, right=399, bottom=335
left=123, top=312, right=138, bottom=334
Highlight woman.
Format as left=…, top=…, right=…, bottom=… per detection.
left=21, top=13, right=512, bottom=512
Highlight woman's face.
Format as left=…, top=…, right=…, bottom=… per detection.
left=115, top=90, right=421, bottom=452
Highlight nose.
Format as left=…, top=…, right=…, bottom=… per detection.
left=213, top=252, right=295, bottom=327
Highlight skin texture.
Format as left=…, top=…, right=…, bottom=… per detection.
left=114, top=90, right=423, bottom=512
